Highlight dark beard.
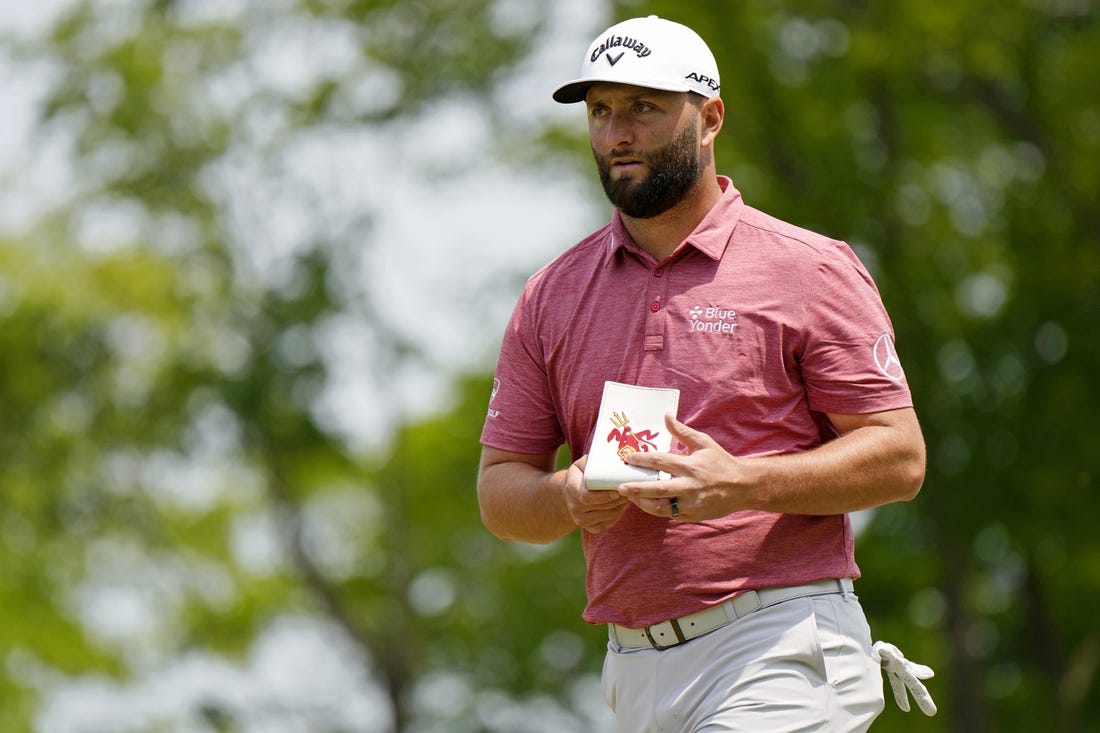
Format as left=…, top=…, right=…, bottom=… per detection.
left=594, top=123, right=702, bottom=219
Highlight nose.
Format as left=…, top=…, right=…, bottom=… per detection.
left=598, top=110, right=634, bottom=151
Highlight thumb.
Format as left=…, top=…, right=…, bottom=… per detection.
left=664, top=414, right=714, bottom=453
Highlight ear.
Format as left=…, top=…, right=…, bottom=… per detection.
left=699, top=97, right=724, bottom=148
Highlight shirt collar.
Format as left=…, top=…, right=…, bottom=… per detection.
left=602, top=176, right=744, bottom=267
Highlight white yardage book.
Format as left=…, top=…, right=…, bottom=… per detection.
left=584, top=381, right=680, bottom=490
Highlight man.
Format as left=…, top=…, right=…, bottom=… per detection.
left=478, top=15, right=934, bottom=732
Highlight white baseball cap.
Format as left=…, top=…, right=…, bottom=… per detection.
left=553, top=15, right=721, bottom=104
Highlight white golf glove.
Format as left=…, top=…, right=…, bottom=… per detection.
left=871, top=641, right=938, bottom=716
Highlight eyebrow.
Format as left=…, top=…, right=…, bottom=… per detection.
left=586, top=88, right=680, bottom=105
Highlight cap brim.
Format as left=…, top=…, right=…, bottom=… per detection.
left=551, top=80, right=593, bottom=104
left=552, top=77, right=695, bottom=104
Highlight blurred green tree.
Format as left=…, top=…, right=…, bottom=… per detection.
left=0, top=0, right=589, bottom=731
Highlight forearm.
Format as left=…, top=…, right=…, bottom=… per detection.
left=620, top=408, right=926, bottom=521
left=737, top=420, right=926, bottom=515
left=477, top=458, right=576, bottom=544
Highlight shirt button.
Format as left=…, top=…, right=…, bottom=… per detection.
left=650, top=301, right=660, bottom=312
left=654, top=268, right=664, bottom=278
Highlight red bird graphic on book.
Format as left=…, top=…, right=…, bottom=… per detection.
left=607, top=411, right=660, bottom=462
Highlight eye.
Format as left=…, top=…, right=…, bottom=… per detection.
left=632, top=101, right=655, bottom=113
left=589, top=105, right=609, bottom=119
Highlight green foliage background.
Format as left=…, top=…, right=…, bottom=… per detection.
left=1, top=0, right=1097, bottom=731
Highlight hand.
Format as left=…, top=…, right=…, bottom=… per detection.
left=561, top=455, right=630, bottom=534
left=617, top=414, right=744, bottom=521
left=872, top=641, right=938, bottom=716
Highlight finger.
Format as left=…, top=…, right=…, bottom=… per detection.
left=907, top=663, right=935, bottom=679
left=577, top=503, right=629, bottom=532
left=913, top=687, right=938, bottom=716
left=641, top=496, right=683, bottom=520
left=907, top=680, right=937, bottom=716
left=668, top=496, right=681, bottom=519
left=887, top=674, right=910, bottom=712
left=566, top=488, right=627, bottom=525
left=617, top=475, right=685, bottom=500
left=622, top=493, right=654, bottom=513
left=577, top=503, right=624, bottom=523
left=563, top=456, right=588, bottom=493
left=579, top=490, right=631, bottom=509
left=622, top=445, right=690, bottom=475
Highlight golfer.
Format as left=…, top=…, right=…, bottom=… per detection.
left=479, top=15, right=934, bottom=731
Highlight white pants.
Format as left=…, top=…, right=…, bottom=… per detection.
left=601, top=591, right=884, bottom=732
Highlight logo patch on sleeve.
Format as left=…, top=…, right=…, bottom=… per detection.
left=873, top=334, right=906, bottom=381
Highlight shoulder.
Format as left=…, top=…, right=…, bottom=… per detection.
left=523, top=224, right=614, bottom=294
left=730, top=205, right=872, bottom=287
left=502, top=223, right=614, bottom=336
left=736, top=206, right=849, bottom=260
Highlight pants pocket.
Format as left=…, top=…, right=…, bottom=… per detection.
left=811, top=595, right=885, bottom=729
left=601, top=649, right=617, bottom=711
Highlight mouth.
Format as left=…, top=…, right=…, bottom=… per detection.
left=609, top=156, right=645, bottom=174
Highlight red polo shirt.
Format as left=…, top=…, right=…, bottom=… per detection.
left=481, top=177, right=913, bottom=628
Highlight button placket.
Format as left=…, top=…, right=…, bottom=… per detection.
left=644, top=264, right=669, bottom=351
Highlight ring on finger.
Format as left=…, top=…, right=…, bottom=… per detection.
left=669, top=497, right=680, bottom=518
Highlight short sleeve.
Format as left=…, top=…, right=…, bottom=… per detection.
left=799, top=244, right=913, bottom=415
left=479, top=288, right=564, bottom=454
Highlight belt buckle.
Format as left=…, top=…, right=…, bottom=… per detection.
left=643, top=619, right=687, bottom=651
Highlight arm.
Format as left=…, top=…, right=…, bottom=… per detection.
left=619, top=407, right=925, bottom=521
left=477, top=447, right=631, bottom=543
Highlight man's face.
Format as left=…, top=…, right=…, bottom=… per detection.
left=586, top=85, right=703, bottom=219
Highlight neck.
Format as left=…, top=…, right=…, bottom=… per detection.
left=620, top=174, right=723, bottom=260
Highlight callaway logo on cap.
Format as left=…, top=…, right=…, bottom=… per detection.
left=553, top=15, right=721, bottom=104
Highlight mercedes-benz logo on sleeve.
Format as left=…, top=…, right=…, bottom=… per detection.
left=873, top=334, right=906, bottom=381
